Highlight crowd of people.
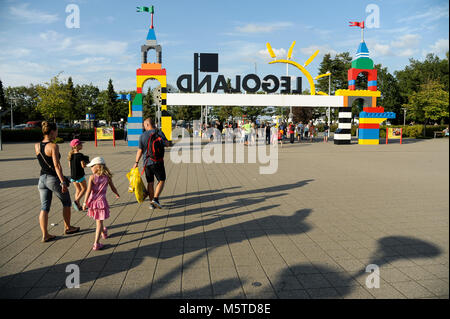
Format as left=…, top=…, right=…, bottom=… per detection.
left=191, top=119, right=331, bottom=145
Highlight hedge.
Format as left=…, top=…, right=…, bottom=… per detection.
left=1, top=128, right=124, bottom=142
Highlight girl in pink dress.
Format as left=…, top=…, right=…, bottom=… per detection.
left=82, top=157, right=119, bottom=250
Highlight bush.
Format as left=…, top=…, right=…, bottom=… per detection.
left=2, top=128, right=124, bottom=142
left=406, top=125, right=423, bottom=138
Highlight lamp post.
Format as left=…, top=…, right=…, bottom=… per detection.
left=314, top=71, right=332, bottom=129
left=402, top=108, right=407, bottom=126
left=9, top=97, right=17, bottom=129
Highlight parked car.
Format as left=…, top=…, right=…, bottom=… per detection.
left=14, top=124, right=28, bottom=130
left=26, top=121, right=42, bottom=130
left=1, top=125, right=11, bottom=129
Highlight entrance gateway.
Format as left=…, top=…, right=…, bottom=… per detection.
left=126, top=6, right=395, bottom=147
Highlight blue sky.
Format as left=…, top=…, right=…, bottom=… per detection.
left=0, top=0, right=448, bottom=92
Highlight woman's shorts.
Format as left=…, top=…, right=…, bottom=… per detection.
left=70, top=176, right=86, bottom=183
left=38, top=174, right=72, bottom=212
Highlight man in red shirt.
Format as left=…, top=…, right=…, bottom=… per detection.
left=289, top=122, right=295, bottom=144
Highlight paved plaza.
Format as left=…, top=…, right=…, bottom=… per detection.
left=0, top=137, right=448, bottom=299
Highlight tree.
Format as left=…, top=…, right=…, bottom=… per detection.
left=5, top=85, right=41, bottom=124
left=0, top=80, right=6, bottom=112
left=75, top=83, right=100, bottom=119
left=36, top=75, right=70, bottom=122
left=65, top=77, right=78, bottom=123
left=316, top=52, right=352, bottom=94
left=143, top=86, right=155, bottom=119
left=102, top=79, right=119, bottom=123
left=395, top=53, right=449, bottom=107
left=403, top=80, right=449, bottom=134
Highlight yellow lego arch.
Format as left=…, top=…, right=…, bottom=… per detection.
left=269, top=59, right=316, bottom=95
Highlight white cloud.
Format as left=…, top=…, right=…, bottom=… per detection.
left=74, top=41, right=128, bottom=56
left=258, top=47, right=287, bottom=60
left=9, top=3, right=59, bottom=24
left=372, top=43, right=392, bottom=56
left=300, top=45, right=337, bottom=58
left=371, top=34, right=421, bottom=58
left=391, top=34, right=421, bottom=49
left=235, top=22, right=293, bottom=34
left=430, top=38, right=449, bottom=55
left=399, top=3, right=449, bottom=23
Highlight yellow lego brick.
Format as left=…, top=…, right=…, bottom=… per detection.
left=359, top=118, right=387, bottom=124
left=358, top=139, right=379, bottom=145
left=137, top=75, right=167, bottom=89
left=161, top=116, right=172, bottom=141
left=335, top=89, right=381, bottom=97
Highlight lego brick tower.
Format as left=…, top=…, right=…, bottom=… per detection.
left=127, top=5, right=172, bottom=147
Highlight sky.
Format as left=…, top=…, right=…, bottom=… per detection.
left=0, top=0, right=448, bottom=92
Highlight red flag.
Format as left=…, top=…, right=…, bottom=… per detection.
left=349, top=21, right=365, bottom=29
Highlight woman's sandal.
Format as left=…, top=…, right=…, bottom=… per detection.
left=102, top=227, right=108, bottom=239
left=64, top=226, right=80, bottom=235
left=41, top=235, right=57, bottom=243
left=92, top=243, right=104, bottom=251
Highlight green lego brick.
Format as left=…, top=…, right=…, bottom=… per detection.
left=352, top=58, right=374, bottom=69
left=132, top=93, right=143, bottom=106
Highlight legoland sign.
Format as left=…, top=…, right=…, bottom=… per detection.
left=176, top=73, right=303, bottom=94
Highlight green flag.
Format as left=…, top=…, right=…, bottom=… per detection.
left=136, top=6, right=154, bottom=13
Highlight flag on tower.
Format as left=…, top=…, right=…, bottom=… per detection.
left=349, top=21, right=365, bottom=29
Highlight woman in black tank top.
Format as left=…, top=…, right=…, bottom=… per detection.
left=35, top=121, right=80, bottom=242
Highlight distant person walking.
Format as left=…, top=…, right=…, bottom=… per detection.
left=265, top=123, right=271, bottom=144
left=35, top=121, right=80, bottom=242
left=323, top=123, right=329, bottom=143
left=133, top=117, right=169, bottom=209
left=289, top=122, right=295, bottom=144
left=82, top=157, right=120, bottom=251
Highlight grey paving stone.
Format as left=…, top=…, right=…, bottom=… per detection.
left=0, top=140, right=448, bottom=299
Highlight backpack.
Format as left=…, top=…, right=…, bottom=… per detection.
left=145, top=131, right=165, bottom=163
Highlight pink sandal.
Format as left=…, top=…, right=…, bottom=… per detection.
left=102, top=227, right=108, bottom=239
left=93, top=243, right=104, bottom=251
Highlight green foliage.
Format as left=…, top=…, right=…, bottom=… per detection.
left=35, top=75, right=70, bottom=122
left=316, top=52, right=352, bottom=94
left=403, top=80, right=449, bottom=124
left=65, top=77, right=78, bottom=123
left=0, top=80, right=6, bottom=112
left=4, top=85, right=41, bottom=124
left=1, top=128, right=124, bottom=142
left=103, top=79, right=119, bottom=123
left=75, top=83, right=100, bottom=118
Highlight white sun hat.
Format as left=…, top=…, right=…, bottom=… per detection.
left=86, top=157, right=105, bottom=167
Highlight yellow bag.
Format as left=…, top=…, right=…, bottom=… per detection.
left=126, top=167, right=146, bottom=203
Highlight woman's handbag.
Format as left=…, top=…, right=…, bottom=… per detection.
left=39, top=151, right=71, bottom=187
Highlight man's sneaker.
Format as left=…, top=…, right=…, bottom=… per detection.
left=150, top=201, right=156, bottom=210
left=151, top=199, right=162, bottom=209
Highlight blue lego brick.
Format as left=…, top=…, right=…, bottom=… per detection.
left=358, top=128, right=380, bottom=139
left=146, top=28, right=156, bottom=41
left=359, top=111, right=396, bottom=119
left=132, top=105, right=143, bottom=112
left=368, top=80, right=377, bottom=87
left=128, top=129, right=144, bottom=135
left=127, top=117, right=143, bottom=123
left=128, top=140, right=139, bottom=147
left=348, top=80, right=356, bottom=86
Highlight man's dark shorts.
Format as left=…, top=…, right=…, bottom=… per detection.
left=144, top=162, right=166, bottom=183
